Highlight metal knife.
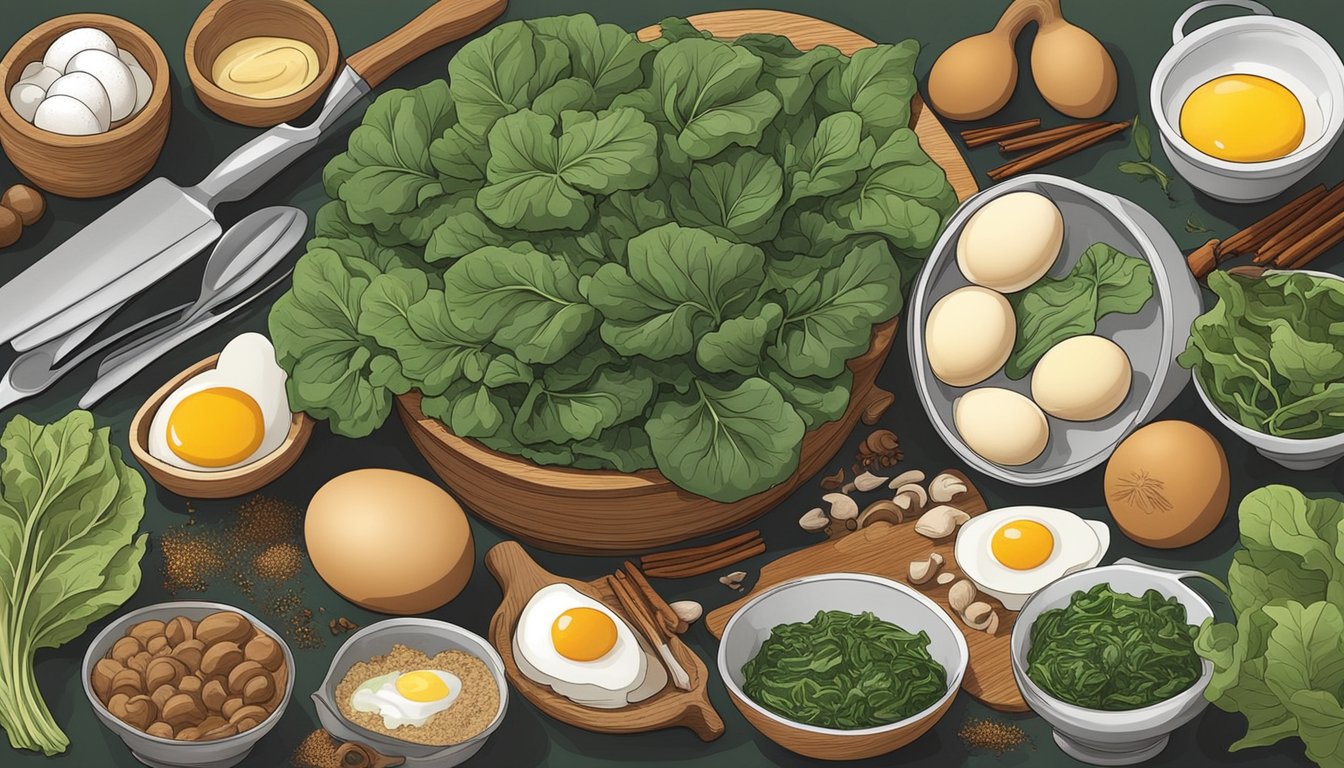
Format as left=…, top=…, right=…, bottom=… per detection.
left=0, top=0, right=508, bottom=348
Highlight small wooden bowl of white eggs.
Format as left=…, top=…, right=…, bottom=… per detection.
left=0, top=14, right=170, bottom=197
left=129, top=334, right=314, bottom=499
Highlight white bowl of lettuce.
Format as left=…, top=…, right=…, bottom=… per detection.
left=1182, top=269, right=1344, bottom=470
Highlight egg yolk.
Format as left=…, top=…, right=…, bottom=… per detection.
left=395, top=670, right=452, bottom=703
left=991, top=519, right=1055, bottom=571
left=551, top=606, right=617, bottom=662
left=1179, top=74, right=1305, bottom=162
left=166, top=387, right=265, bottom=468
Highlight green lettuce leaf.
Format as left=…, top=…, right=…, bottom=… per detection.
left=650, top=38, right=781, bottom=159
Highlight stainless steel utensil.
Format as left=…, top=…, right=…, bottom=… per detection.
left=97, top=207, right=305, bottom=372
left=0, top=207, right=305, bottom=411
left=79, top=269, right=294, bottom=409
left=0, top=0, right=508, bottom=349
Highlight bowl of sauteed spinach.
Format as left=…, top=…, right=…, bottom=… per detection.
left=717, top=573, right=967, bottom=760
left=1183, top=269, right=1344, bottom=470
left=1010, top=559, right=1219, bottom=766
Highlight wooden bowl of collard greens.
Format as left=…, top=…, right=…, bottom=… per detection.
left=268, top=11, right=977, bottom=553
left=908, top=174, right=1204, bottom=487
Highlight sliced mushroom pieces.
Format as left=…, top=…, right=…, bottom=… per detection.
left=798, top=507, right=829, bottom=531
left=948, top=580, right=977, bottom=614
left=822, top=493, right=859, bottom=521
left=908, top=553, right=945, bottom=585
left=886, top=470, right=927, bottom=490
left=850, top=471, right=890, bottom=493
left=914, top=505, right=971, bottom=539
left=929, top=473, right=969, bottom=503
left=894, top=483, right=929, bottom=509
left=857, top=499, right=904, bottom=529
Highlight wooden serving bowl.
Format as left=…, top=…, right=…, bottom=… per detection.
left=0, top=13, right=171, bottom=197
left=130, top=354, right=314, bottom=499
left=185, top=0, right=340, bottom=127
left=398, top=321, right=898, bottom=554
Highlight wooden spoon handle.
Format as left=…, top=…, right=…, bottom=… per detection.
left=994, top=0, right=1055, bottom=37
left=347, top=0, right=508, bottom=88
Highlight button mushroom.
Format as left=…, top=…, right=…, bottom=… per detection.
left=948, top=580, right=977, bottom=614
left=908, top=553, right=945, bottom=585
left=857, top=499, right=905, bottom=529
left=914, top=505, right=971, bottom=539
left=894, top=483, right=929, bottom=509
left=929, top=473, right=969, bottom=503
left=962, top=601, right=999, bottom=633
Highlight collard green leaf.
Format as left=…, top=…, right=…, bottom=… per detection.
left=589, top=223, right=766, bottom=359
left=569, top=425, right=656, bottom=472
left=764, top=364, right=853, bottom=430
left=448, top=21, right=569, bottom=136
left=514, top=368, right=653, bottom=444
left=734, top=34, right=843, bottom=115
left=650, top=38, right=781, bottom=159
left=477, top=108, right=657, bottom=230
left=429, top=124, right=489, bottom=182
left=441, top=246, right=597, bottom=364
left=646, top=378, right=805, bottom=502
left=829, top=128, right=955, bottom=252
left=597, top=190, right=671, bottom=261
left=1007, top=242, right=1154, bottom=379
left=816, top=42, right=919, bottom=143
left=423, top=197, right=507, bottom=262
left=769, top=239, right=902, bottom=378
left=785, top=111, right=874, bottom=204
left=670, top=151, right=784, bottom=242
left=0, top=412, right=147, bottom=755
left=358, top=269, right=489, bottom=396
left=527, top=14, right=651, bottom=104
left=697, top=302, right=784, bottom=375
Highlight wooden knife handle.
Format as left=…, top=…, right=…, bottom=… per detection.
left=346, top=0, right=509, bottom=89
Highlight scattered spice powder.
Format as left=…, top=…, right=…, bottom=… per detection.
left=291, top=729, right=341, bottom=768
left=159, top=495, right=324, bottom=649
left=958, top=717, right=1028, bottom=753
left=335, top=644, right=500, bottom=746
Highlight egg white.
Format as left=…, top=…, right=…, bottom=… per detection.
left=514, top=584, right=647, bottom=707
left=65, top=49, right=135, bottom=122
left=42, top=27, right=117, bottom=72
left=954, top=506, right=1110, bottom=610
left=147, top=333, right=291, bottom=472
left=350, top=670, right=462, bottom=729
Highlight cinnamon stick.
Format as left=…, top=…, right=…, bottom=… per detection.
left=1186, top=239, right=1222, bottom=279
left=639, top=530, right=761, bottom=568
left=1257, top=184, right=1344, bottom=264
left=959, top=118, right=1041, bottom=148
left=1280, top=208, right=1344, bottom=269
left=608, top=574, right=669, bottom=642
left=621, top=562, right=685, bottom=634
left=997, top=121, right=1109, bottom=152
left=1221, top=184, right=1327, bottom=254
left=642, top=540, right=767, bottom=579
left=986, top=121, right=1131, bottom=181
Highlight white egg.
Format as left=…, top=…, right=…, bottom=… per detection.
left=146, top=333, right=292, bottom=472
left=954, top=387, right=1049, bottom=466
left=514, top=584, right=648, bottom=708
left=65, top=49, right=135, bottom=122
left=954, top=506, right=1111, bottom=610
left=19, top=63, right=62, bottom=90
left=9, top=83, right=46, bottom=123
left=957, top=191, right=1063, bottom=292
left=925, top=286, right=1016, bottom=387
left=33, top=94, right=103, bottom=135
left=45, top=72, right=111, bottom=131
left=1031, top=335, right=1132, bottom=421
left=43, top=27, right=118, bottom=72
left=350, top=670, right=462, bottom=729
left=117, top=48, right=153, bottom=115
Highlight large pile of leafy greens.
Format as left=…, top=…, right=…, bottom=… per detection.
left=268, top=15, right=957, bottom=502
left=1178, top=271, right=1344, bottom=440
left=1027, top=583, right=1201, bottom=710
left=0, top=411, right=147, bottom=755
left=740, top=610, right=947, bottom=729
left=1196, top=485, right=1344, bottom=768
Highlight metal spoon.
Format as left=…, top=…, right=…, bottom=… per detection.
left=0, top=207, right=306, bottom=411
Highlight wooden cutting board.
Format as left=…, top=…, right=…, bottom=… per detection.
left=485, top=542, right=726, bottom=740
left=636, top=10, right=979, bottom=202
left=705, top=471, right=1028, bottom=713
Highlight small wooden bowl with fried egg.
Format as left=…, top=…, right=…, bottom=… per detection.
left=130, top=353, right=313, bottom=498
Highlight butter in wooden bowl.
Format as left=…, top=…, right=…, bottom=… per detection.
left=211, top=36, right=319, bottom=100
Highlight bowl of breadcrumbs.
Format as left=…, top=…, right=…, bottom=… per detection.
left=312, top=618, right=507, bottom=766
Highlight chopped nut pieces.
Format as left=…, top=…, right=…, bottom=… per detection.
left=328, top=618, right=358, bottom=636
left=959, top=718, right=1028, bottom=753
left=936, top=572, right=957, bottom=586
left=819, top=468, right=846, bottom=491
left=929, top=473, right=969, bottom=503
left=855, top=429, right=902, bottom=472
left=915, top=505, right=972, bottom=539
left=720, top=571, right=747, bottom=591
left=798, top=508, right=829, bottom=531
left=670, top=601, right=703, bottom=624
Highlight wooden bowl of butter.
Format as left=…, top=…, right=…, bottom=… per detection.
left=185, top=0, right=338, bottom=127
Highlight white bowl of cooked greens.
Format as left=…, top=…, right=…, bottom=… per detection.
left=1182, top=269, right=1344, bottom=470
left=1010, top=559, right=1218, bottom=766
left=718, top=573, right=967, bottom=760
left=908, top=174, right=1203, bottom=486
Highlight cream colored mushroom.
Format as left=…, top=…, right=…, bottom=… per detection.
left=799, top=507, right=829, bottom=531
left=857, top=499, right=904, bottom=528
left=886, top=469, right=927, bottom=490
left=948, top=580, right=977, bottom=614
left=894, top=483, right=929, bottom=509
left=670, top=601, right=703, bottom=624
left=823, top=493, right=859, bottom=521
left=929, top=473, right=969, bottom=503
left=984, top=613, right=1001, bottom=636
left=963, top=602, right=997, bottom=632
left=850, top=471, right=889, bottom=493
left=908, top=553, right=945, bottom=585
left=914, top=505, right=971, bottom=539
left=936, top=572, right=956, bottom=586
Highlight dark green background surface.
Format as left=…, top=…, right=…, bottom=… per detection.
left=1, top=0, right=1341, bottom=766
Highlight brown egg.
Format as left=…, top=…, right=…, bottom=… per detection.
left=1104, top=421, right=1229, bottom=548
left=1031, top=16, right=1118, bottom=118
left=305, top=469, right=474, bottom=614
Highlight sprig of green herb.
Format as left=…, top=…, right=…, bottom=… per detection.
left=1118, top=115, right=1174, bottom=198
